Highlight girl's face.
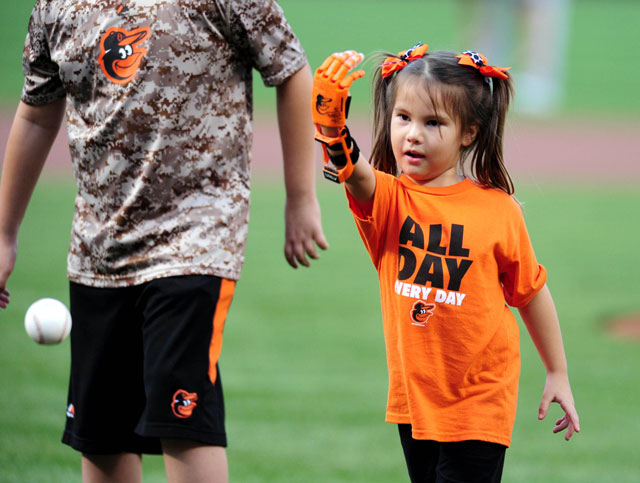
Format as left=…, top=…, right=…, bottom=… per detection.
left=390, top=81, right=475, bottom=187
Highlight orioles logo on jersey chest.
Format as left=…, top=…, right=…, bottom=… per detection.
left=410, top=300, right=436, bottom=327
left=98, top=26, right=150, bottom=84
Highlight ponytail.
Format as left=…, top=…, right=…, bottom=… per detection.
left=371, top=61, right=400, bottom=175
left=468, top=76, right=514, bottom=195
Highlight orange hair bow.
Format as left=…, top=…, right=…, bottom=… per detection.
left=456, top=50, right=510, bottom=80
left=381, top=43, right=429, bottom=78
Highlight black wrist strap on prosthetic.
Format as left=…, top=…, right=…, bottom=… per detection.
left=314, top=126, right=360, bottom=183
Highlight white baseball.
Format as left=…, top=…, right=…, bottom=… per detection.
left=24, top=298, right=72, bottom=345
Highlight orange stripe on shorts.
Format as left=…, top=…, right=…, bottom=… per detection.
left=208, top=278, right=235, bottom=385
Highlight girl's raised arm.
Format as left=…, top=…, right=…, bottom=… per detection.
left=311, top=51, right=376, bottom=201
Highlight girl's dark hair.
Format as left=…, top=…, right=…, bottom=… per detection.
left=371, top=50, right=515, bottom=194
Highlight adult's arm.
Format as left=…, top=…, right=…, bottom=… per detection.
left=276, top=64, right=329, bottom=268
left=0, top=99, right=65, bottom=307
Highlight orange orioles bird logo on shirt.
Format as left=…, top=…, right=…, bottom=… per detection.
left=98, top=26, right=150, bottom=84
left=411, top=300, right=435, bottom=327
left=171, top=389, right=198, bottom=419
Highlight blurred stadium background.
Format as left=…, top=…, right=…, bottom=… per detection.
left=1, top=1, right=639, bottom=482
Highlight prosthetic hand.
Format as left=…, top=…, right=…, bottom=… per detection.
left=311, top=51, right=365, bottom=183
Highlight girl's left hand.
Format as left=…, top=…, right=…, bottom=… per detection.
left=538, top=372, right=581, bottom=441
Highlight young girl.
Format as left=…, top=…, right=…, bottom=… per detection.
left=311, top=44, right=580, bottom=482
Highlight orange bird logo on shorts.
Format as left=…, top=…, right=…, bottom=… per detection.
left=171, top=389, right=198, bottom=419
left=98, top=26, right=150, bottom=84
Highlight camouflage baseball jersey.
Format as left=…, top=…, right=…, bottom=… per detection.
left=21, top=0, right=306, bottom=287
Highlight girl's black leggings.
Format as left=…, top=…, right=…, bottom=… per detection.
left=398, top=424, right=507, bottom=483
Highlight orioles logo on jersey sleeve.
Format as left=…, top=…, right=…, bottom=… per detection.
left=171, top=389, right=198, bottom=419
left=98, top=26, right=150, bottom=84
left=411, top=300, right=435, bottom=327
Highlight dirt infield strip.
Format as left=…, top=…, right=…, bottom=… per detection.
left=1, top=113, right=639, bottom=184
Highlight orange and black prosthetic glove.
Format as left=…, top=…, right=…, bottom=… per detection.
left=312, top=50, right=365, bottom=183
left=312, top=50, right=365, bottom=127
left=316, top=126, right=361, bottom=183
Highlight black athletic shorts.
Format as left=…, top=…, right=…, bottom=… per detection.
left=62, top=275, right=235, bottom=455
left=398, top=424, right=507, bottom=483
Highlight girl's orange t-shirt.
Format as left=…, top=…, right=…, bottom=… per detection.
left=347, top=171, right=547, bottom=446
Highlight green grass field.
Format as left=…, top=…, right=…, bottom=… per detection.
left=1, top=1, right=639, bottom=482
left=1, top=1, right=640, bottom=117
left=1, top=178, right=639, bottom=482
